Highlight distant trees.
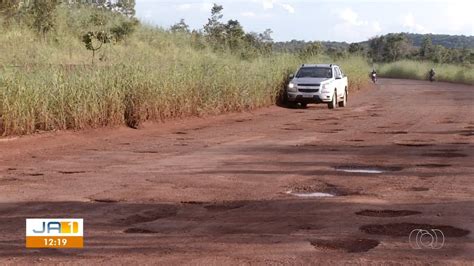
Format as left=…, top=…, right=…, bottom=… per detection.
left=298, top=43, right=323, bottom=58
left=368, top=34, right=411, bottom=62
left=348, top=43, right=365, bottom=55
left=170, top=19, right=190, bottom=34
left=172, top=4, right=274, bottom=58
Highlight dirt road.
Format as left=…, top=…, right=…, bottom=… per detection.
left=1, top=79, right=473, bottom=264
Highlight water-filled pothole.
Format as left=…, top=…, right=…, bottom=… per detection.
left=334, top=165, right=403, bottom=174
left=289, top=182, right=358, bottom=197
left=286, top=191, right=335, bottom=198
left=310, top=238, right=380, bottom=253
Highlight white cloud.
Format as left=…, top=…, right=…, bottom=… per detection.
left=340, top=8, right=361, bottom=26
left=253, top=0, right=295, bottom=14
left=262, top=0, right=275, bottom=10
left=241, top=11, right=257, bottom=17
left=279, top=3, right=295, bottom=14
left=402, top=13, right=428, bottom=33
left=333, top=8, right=382, bottom=42
left=176, top=4, right=192, bottom=11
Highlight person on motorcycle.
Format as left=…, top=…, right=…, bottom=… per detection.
left=371, top=69, right=377, bottom=83
left=429, top=68, right=435, bottom=82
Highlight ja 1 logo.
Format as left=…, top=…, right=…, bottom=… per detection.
left=26, top=219, right=84, bottom=249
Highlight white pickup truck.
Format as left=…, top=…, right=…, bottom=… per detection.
left=287, top=64, right=348, bottom=109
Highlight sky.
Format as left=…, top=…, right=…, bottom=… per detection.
left=135, top=0, right=474, bottom=42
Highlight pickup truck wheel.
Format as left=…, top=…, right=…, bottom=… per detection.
left=300, top=103, right=308, bottom=109
left=328, top=92, right=337, bottom=109
left=338, top=90, right=347, bottom=108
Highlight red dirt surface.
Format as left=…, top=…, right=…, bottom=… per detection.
left=0, top=79, right=473, bottom=264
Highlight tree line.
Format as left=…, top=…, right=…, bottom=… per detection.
left=170, top=4, right=273, bottom=59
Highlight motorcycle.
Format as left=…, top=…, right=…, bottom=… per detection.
left=371, top=73, right=377, bottom=84
left=429, top=74, right=435, bottom=82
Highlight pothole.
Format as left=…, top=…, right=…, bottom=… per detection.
left=27, top=173, right=44, bottom=177
left=410, top=187, right=430, bottom=192
left=205, top=201, right=247, bottom=212
left=91, top=199, right=119, bottom=203
left=118, top=206, right=178, bottom=225
left=282, top=128, right=303, bottom=131
left=360, top=223, right=470, bottom=237
left=235, top=119, right=251, bottom=123
left=124, top=228, right=157, bottom=234
left=286, top=191, right=335, bottom=198
left=356, top=210, right=421, bottom=217
left=181, top=201, right=206, bottom=205
left=334, top=165, right=403, bottom=174
left=134, top=151, right=159, bottom=154
left=384, top=131, right=408, bottom=135
left=310, top=238, right=380, bottom=253
left=174, top=131, right=188, bottom=135
left=58, top=171, right=86, bottom=175
left=289, top=182, right=359, bottom=197
left=396, top=143, right=434, bottom=147
left=416, top=164, right=451, bottom=168
left=422, top=153, right=467, bottom=158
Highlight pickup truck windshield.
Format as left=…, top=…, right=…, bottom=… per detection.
left=296, top=67, right=333, bottom=78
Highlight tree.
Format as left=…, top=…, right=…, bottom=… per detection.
left=420, top=36, right=433, bottom=59
left=369, top=34, right=412, bottom=62
left=299, top=42, right=323, bottom=59
left=259, top=29, right=273, bottom=43
left=111, top=18, right=138, bottom=41
left=170, top=19, right=189, bottom=33
left=82, top=31, right=112, bottom=64
left=114, top=0, right=135, bottom=17
left=30, top=0, right=59, bottom=37
left=224, top=19, right=245, bottom=51
left=348, top=43, right=364, bottom=54
left=203, top=4, right=225, bottom=47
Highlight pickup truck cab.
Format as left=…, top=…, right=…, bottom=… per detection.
left=287, top=64, right=348, bottom=109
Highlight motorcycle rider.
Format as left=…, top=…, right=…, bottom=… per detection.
left=371, top=69, right=377, bottom=83
left=429, top=68, right=436, bottom=82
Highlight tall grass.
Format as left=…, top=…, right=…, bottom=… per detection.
left=0, top=7, right=372, bottom=136
left=378, top=60, right=474, bottom=85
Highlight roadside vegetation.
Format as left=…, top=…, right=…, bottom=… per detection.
left=0, top=1, right=371, bottom=136
left=0, top=1, right=471, bottom=136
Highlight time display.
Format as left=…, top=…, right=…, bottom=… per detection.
left=44, top=238, right=68, bottom=247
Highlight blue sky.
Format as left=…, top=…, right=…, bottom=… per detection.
left=136, top=0, right=474, bottom=42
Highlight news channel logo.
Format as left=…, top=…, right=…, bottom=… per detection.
left=26, top=219, right=84, bottom=249
left=409, top=228, right=445, bottom=249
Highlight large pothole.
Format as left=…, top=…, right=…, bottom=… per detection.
left=310, top=238, right=380, bottom=253
left=288, top=182, right=359, bottom=198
